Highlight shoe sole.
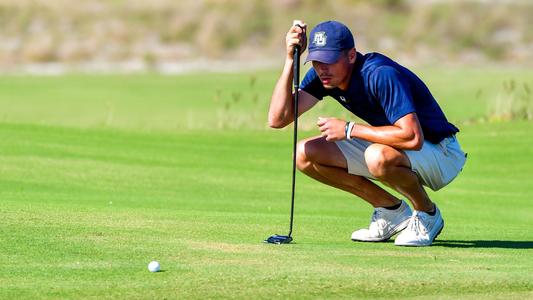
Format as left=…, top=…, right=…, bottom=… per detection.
left=395, top=220, right=445, bottom=247
left=351, top=218, right=410, bottom=242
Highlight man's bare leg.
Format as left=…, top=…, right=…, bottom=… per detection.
left=295, top=136, right=400, bottom=208
left=364, top=144, right=434, bottom=212
left=362, top=144, right=445, bottom=246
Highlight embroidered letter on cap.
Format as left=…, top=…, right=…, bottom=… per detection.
left=313, top=31, right=327, bottom=47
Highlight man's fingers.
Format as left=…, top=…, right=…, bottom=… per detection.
left=289, top=24, right=305, bottom=41
left=289, top=26, right=297, bottom=33
left=292, top=20, right=306, bottom=31
left=323, top=131, right=333, bottom=142
left=317, top=117, right=329, bottom=126
left=287, top=33, right=303, bottom=48
left=287, top=32, right=299, bottom=41
left=289, top=26, right=304, bottom=36
left=286, top=20, right=306, bottom=55
left=288, top=37, right=300, bottom=45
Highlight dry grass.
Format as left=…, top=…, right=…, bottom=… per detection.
left=0, top=0, right=532, bottom=70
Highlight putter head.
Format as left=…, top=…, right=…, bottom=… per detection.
left=264, top=234, right=293, bottom=244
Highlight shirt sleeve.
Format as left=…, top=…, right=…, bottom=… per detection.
left=300, top=68, right=327, bottom=100
left=369, top=66, right=416, bottom=124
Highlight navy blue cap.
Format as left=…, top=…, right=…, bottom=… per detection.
left=305, top=21, right=355, bottom=64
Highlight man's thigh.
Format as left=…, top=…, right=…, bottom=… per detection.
left=336, top=136, right=467, bottom=190
left=404, top=136, right=467, bottom=191
left=334, top=138, right=374, bottom=178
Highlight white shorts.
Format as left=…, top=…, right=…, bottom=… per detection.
left=335, top=136, right=467, bottom=191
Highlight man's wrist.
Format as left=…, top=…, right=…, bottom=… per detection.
left=344, top=121, right=350, bottom=139
left=345, top=121, right=355, bottom=140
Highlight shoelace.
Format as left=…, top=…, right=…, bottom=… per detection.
left=407, top=214, right=429, bottom=236
left=371, top=209, right=387, bottom=231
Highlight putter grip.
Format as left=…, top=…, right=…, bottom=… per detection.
left=293, top=46, right=300, bottom=89
left=292, top=22, right=303, bottom=89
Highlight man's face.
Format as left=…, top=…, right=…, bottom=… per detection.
left=312, top=49, right=356, bottom=90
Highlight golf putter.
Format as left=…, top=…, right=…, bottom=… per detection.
left=265, top=21, right=304, bottom=245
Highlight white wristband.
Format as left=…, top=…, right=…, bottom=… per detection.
left=347, top=122, right=355, bottom=140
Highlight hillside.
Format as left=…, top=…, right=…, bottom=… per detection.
left=1, top=0, right=532, bottom=72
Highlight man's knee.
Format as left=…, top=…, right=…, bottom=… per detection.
left=296, top=137, right=328, bottom=171
left=296, top=139, right=314, bottom=171
left=364, top=144, right=404, bottom=178
left=296, top=137, right=348, bottom=172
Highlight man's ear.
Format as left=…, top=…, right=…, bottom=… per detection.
left=348, top=48, right=356, bottom=63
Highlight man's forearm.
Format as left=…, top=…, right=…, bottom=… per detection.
left=351, top=123, right=424, bottom=150
left=268, top=58, right=295, bottom=128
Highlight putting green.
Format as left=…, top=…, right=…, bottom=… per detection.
left=1, top=120, right=532, bottom=299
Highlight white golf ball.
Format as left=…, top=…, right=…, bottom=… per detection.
left=148, top=261, right=160, bottom=272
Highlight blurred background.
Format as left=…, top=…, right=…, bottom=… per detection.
left=0, top=0, right=532, bottom=131
left=1, top=0, right=532, bottom=74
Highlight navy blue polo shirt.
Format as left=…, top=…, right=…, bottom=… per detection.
left=300, top=52, right=458, bottom=144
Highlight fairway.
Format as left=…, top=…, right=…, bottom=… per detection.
left=1, top=71, right=533, bottom=299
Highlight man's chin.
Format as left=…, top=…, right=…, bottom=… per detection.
left=322, top=84, right=336, bottom=89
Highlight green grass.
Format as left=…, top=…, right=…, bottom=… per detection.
left=1, top=66, right=532, bottom=131
left=1, top=69, right=533, bottom=299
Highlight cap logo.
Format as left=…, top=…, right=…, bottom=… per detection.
left=313, top=31, right=327, bottom=47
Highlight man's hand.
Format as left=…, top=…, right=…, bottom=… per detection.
left=317, top=117, right=348, bottom=141
left=286, top=20, right=307, bottom=59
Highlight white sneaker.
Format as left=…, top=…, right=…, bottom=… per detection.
left=394, top=206, right=444, bottom=247
left=351, top=200, right=412, bottom=242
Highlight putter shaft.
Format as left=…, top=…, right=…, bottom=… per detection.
left=288, top=45, right=300, bottom=238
